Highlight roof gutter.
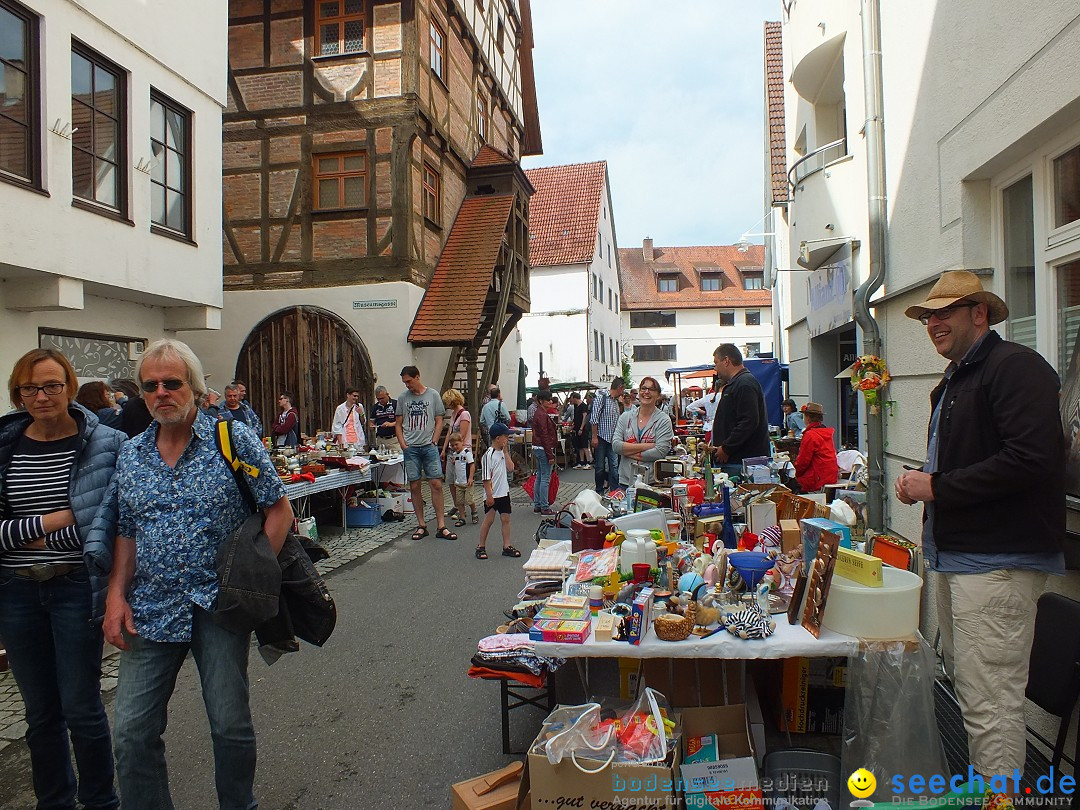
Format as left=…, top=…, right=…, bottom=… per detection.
left=855, top=0, right=888, bottom=531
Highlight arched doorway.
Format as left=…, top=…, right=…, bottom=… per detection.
left=235, top=306, right=374, bottom=439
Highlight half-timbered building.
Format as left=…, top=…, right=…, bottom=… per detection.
left=185, top=0, right=541, bottom=436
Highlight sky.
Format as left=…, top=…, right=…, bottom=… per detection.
left=521, top=0, right=777, bottom=251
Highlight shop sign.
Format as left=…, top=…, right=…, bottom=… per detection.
left=807, top=246, right=853, bottom=338
left=352, top=299, right=397, bottom=310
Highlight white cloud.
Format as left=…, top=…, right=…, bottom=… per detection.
left=522, top=0, right=776, bottom=248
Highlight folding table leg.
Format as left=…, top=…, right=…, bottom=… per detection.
left=500, top=678, right=512, bottom=755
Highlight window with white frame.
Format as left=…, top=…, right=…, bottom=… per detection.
left=745, top=310, right=761, bottom=326
left=719, top=310, right=735, bottom=326
left=991, top=128, right=1080, bottom=378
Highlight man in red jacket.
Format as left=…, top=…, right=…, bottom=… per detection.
left=793, top=402, right=838, bottom=493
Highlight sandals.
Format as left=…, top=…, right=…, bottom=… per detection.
left=501, top=545, right=521, bottom=558
left=453, top=516, right=467, bottom=527
left=471, top=510, right=479, bottom=524
left=411, top=526, right=429, bottom=541
left=475, top=546, right=488, bottom=560
left=435, top=527, right=458, bottom=541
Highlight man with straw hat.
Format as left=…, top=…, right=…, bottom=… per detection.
left=896, top=270, right=1065, bottom=798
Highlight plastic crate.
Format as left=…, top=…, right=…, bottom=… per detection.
left=345, top=501, right=381, bottom=528
left=762, top=748, right=841, bottom=809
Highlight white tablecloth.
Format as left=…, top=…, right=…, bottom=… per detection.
left=533, top=617, right=859, bottom=660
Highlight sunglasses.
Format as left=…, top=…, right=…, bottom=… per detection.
left=918, top=301, right=975, bottom=325
left=140, top=378, right=186, bottom=393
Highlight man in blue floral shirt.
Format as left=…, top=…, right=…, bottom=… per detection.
left=104, top=339, right=291, bottom=810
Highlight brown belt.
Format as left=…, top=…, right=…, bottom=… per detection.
left=9, top=563, right=83, bottom=582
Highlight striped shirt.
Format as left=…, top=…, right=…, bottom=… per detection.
left=0, top=434, right=82, bottom=568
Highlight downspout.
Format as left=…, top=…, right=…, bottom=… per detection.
left=855, top=0, right=887, bottom=530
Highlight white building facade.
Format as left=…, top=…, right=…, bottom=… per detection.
left=0, top=0, right=226, bottom=378
left=519, top=161, right=623, bottom=386
left=618, top=240, right=772, bottom=389
left=770, top=0, right=1080, bottom=643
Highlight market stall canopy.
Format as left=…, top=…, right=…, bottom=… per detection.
left=666, top=359, right=787, bottom=427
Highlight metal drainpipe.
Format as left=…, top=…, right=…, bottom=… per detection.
left=855, top=0, right=888, bottom=530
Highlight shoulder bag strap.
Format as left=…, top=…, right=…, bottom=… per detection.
left=215, top=420, right=260, bottom=515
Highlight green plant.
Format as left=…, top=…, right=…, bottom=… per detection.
left=621, top=353, right=632, bottom=387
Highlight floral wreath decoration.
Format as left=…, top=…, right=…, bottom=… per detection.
left=850, top=355, right=891, bottom=415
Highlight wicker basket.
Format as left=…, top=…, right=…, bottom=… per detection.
left=653, top=602, right=696, bottom=642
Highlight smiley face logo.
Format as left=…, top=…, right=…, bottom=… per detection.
left=848, top=768, right=876, bottom=799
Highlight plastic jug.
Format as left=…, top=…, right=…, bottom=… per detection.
left=620, top=529, right=659, bottom=574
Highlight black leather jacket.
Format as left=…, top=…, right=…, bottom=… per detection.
left=928, top=331, right=1065, bottom=554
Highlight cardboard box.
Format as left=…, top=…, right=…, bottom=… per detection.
left=800, top=517, right=851, bottom=564
left=747, top=501, right=777, bottom=534
left=680, top=705, right=762, bottom=810
left=627, top=587, right=654, bottom=645
left=534, top=607, right=591, bottom=622
left=452, top=762, right=525, bottom=810
left=777, top=657, right=847, bottom=734
left=546, top=594, right=588, bottom=610
left=835, top=547, right=883, bottom=587
left=779, top=519, right=801, bottom=553
left=528, top=730, right=682, bottom=809
left=528, top=619, right=591, bottom=643
left=694, top=515, right=726, bottom=548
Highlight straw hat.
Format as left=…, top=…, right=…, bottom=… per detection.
left=802, top=402, right=824, bottom=417
left=903, top=270, right=1008, bottom=325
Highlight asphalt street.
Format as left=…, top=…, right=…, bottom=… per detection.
left=0, top=467, right=600, bottom=809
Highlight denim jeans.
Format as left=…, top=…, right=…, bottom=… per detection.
left=532, top=447, right=551, bottom=509
left=0, top=567, right=118, bottom=810
left=113, top=606, right=256, bottom=810
left=593, top=438, right=620, bottom=493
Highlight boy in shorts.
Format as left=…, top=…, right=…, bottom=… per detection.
left=447, top=432, right=477, bottom=526
left=476, top=423, right=520, bottom=559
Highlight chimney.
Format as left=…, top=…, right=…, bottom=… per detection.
left=642, top=237, right=653, bottom=262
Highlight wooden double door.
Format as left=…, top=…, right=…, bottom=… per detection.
left=236, top=306, right=374, bottom=439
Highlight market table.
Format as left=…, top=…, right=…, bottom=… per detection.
left=284, top=458, right=405, bottom=522
left=534, top=617, right=858, bottom=660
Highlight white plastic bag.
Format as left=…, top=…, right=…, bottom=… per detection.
left=567, top=489, right=610, bottom=521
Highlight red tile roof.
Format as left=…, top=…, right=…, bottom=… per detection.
left=764, top=22, right=789, bottom=206
left=524, top=161, right=606, bottom=267
left=408, top=194, right=514, bottom=344
left=618, top=243, right=771, bottom=311
left=471, top=144, right=516, bottom=168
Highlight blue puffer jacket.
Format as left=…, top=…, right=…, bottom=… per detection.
left=0, top=402, right=126, bottom=623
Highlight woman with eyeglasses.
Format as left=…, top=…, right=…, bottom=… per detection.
left=611, top=376, right=674, bottom=489
left=0, top=348, right=125, bottom=810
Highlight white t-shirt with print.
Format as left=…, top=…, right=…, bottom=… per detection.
left=481, top=446, right=510, bottom=498
left=449, top=447, right=474, bottom=483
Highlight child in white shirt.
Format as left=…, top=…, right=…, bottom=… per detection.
left=447, top=432, right=477, bottom=526
left=476, top=423, right=519, bottom=559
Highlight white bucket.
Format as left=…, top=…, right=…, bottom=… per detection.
left=822, top=566, right=923, bottom=640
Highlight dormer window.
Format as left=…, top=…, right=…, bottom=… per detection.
left=742, top=270, right=764, bottom=290
left=700, top=273, right=723, bottom=291
left=658, top=274, right=678, bottom=293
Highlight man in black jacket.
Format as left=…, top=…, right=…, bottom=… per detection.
left=896, top=270, right=1064, bottom=791
left=710, top=343, right=770, bottom=478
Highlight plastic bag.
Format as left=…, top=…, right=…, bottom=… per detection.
left=531, top=703, right=615, bottom=766
left=522, top=467, right=560, bottom=505
left=605, top=687, right=677, bottom=764
left=841, top=634, right=947, bottom=798
left=574, top=546, right=619, bottom=582
left=567, top=488, right=610, bottom=521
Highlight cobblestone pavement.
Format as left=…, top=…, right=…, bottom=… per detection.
left=0, top=478, right=589, bottom=753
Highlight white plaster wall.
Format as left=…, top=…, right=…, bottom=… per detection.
left=2, top=0, right=225, bottom=309
left=520, top=312, right=587, bottom=385
left=178, top=282, right=450, bottom=400
left=0, top=290, right=170, bottom=376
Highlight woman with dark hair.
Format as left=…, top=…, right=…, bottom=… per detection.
left=781, top=398, right=805, bottom=438
left=76, top=381, right=122, bottom=429
left=611, top=376, right=674, bottom=487
left=0, top=349, right=124, bottom=809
